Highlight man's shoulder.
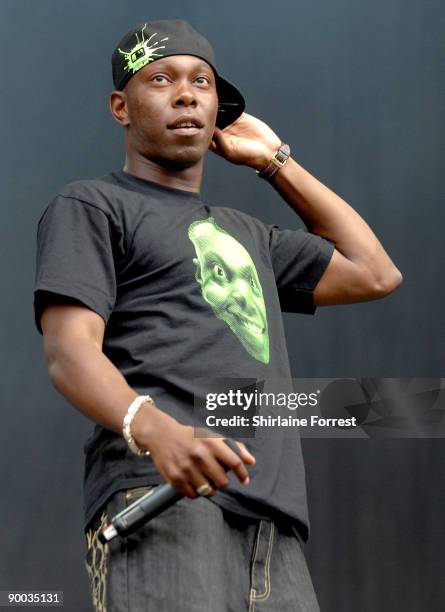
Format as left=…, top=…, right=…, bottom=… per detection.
left=40, top=172, right=135, bottom=227
left=35, top=173, right=127, bottom=232
left=56, top=172, right=121, bottom=207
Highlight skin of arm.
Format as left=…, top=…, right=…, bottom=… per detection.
left=209, top=113, right=403, bottom=304
left=40, top=303, right=255, bottom=499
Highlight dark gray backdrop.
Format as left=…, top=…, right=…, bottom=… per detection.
left=1, top=0, right=444, bottom=610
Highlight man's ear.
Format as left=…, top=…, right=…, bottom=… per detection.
left=193, top=257, right=203, bottom=286
left=109, top=91, right=130, bottom=126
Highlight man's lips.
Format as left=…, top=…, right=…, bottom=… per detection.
left=227, top=310, right=266, bottom=336
left=167, top=115, right=204, bottom=135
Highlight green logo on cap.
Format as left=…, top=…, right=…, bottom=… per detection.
left=118, top=23, right=168, bottom=75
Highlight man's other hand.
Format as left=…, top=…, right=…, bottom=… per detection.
left=131, top=402, right=256, bottom=499
left=208, top=112, right=281, bottom=171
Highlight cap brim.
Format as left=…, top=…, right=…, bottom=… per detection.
left=215, top=75, right=245, bottom=129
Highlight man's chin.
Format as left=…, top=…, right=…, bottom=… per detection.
left=226, top=319, right=270, bottom=363
left=156, top=150, right=204, bottom=171
left=149, top=139, right=208, bottom=170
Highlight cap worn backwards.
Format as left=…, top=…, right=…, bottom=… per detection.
left=111, top=19, right=245, bottom=129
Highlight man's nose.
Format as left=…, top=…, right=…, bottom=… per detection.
left=231, top=280, right=252, bottom=308
left=172, top=80, right=197, bottom=107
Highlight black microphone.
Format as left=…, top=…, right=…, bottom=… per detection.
left=98, top=437, right=244, bottom=544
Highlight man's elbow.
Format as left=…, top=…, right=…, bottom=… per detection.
left=371, top=266, right=403, bottom=298
left=42, top=335, right=67, bottom=385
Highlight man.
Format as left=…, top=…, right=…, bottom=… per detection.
left=34, top=19, right=402, bottom=612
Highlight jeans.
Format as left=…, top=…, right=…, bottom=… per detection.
left=85, top=486, right=320, bottom=612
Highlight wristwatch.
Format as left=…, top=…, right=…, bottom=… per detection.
left=257, top=143, right=291, bottom=180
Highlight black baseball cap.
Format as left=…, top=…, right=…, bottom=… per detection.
left=111, top=20, right=245, bottom=129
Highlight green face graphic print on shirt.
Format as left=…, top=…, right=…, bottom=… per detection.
left=188, top=217, right=269, bottom=364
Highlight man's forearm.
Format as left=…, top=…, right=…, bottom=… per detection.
left=211, top=113, right=401, bottom=294
left=43, top=333, right=255, bottom=497
left=269, top=157, right=396, bottom=272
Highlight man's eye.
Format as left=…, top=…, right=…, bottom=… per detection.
left=152, top=75, right=168, bottom=83
left=195, top=76, right=210, bottom=85
left=213, top=264, right=227, bottom=280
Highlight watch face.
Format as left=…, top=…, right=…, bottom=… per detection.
left=273, top=145, right=289, bottom=166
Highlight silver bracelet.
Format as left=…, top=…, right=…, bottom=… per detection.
left=122, top=395, right=154, bottom=457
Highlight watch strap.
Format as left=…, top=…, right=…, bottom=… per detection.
left=257, top=143, right=291, bottom=180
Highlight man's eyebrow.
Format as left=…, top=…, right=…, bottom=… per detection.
left=193, top=60, right=213, bottom=72
left=202, top=252, right=254, bottom=277
left=238, top=264, right=256, bottom=278
left=202, top=250, right=227, bottom=266
left=202, top=251, right=235, bottom=273
left=143, top=59, right=170, bottom=71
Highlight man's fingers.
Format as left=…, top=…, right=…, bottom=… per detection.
left=215, top=440, right=251, bottom=485
left=232, top=458, right=250, bottom=485
left=169, top=469, right=214, bottom=499
left=191, top=478, right=216, bottom=498
left=212, top=127, right=224, bottom=140
left=202, top=458, right=230, bottom=490
left=224, top=438, right=256, bottom=465
left=167, top=476, right=199, bottom=499
left=157, top=432, right=255, bottom=497
left=189, top=442, right=233, bottom=490
left=211, top=128, right=231, bottom=155
left=236, top=441, right=256, bottom=464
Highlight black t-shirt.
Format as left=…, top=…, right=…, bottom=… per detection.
left=34, top=170, right=334, bottom=541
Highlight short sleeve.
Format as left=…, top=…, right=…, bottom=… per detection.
left=269, top=225, right=335, bottom=314
left=34, top=195, right=117, bottom=334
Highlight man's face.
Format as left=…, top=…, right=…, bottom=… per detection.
left=121, top=55, right=218, bottom=169
left=189, top=221, right=270, bottom=364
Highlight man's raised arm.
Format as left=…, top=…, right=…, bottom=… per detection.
left=268, top=157, right=403, bottom=305
left=209, top=112, right=403, bottom=305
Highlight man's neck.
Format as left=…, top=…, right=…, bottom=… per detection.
left=123, top=155, right=203, bottom=193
